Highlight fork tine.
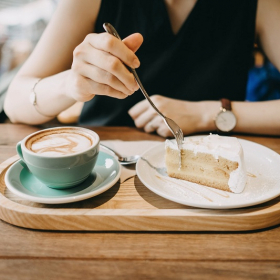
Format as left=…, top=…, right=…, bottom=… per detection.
left=176, top=126, right=183, bottom=140
left=175, top=132, right=183, bottom=147
left=179, top=130, right=184, bottom=142
left=177, top=129, right=184, bottom=148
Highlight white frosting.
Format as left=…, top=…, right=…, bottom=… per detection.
left=165, top=134, right=247, bottom=193
left=31, top=133, right=92, bottom=156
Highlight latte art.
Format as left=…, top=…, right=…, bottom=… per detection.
left=27, top=130, right=93, bottom=156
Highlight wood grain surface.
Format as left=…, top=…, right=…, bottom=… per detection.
left=1, top=124, right=280, bottom=279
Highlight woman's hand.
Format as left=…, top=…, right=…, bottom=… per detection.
left=128, top=95, right=219, bottom=137
left=65, top=32, right=143, bottom=102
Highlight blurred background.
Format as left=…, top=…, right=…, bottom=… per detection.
left=0, top=0, right=57, bottom=122
left=0, top=0, right=279, bottom=123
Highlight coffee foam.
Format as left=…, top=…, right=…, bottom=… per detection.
left=25, top=128, right=94, bottom=157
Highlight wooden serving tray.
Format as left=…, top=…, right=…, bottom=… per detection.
left=1, top=155, right=280, bottom=231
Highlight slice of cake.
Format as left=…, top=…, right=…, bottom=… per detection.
left=165, top=134, right=247, bottom=193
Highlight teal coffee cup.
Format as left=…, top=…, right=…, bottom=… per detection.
left=16, top=126, right=100, bottom=189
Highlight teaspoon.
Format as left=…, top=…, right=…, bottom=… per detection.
left=100, top=144, right=140, bottom=165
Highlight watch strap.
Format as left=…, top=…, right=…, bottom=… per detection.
left=220, top=98, right=232, bottom=111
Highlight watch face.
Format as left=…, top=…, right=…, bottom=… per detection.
left=215, top=111, right=236, bottom=132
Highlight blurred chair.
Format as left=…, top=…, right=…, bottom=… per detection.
left=246, top=47, right=280, bottom=101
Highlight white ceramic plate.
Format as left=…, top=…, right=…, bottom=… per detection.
left=136, top=136, right=280, bottom=209
left=5, top=149, right=121, bottom=204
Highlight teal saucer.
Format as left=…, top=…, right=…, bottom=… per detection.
left=4, top=150, right=121, bottom=204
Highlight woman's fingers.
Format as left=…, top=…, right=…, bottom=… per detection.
left=70, top=75, right=128, bottom=101
left=81, top=46, right=138, bottom=92
left=143, top=115, right=172, bottom=137
left=86, top=78, right=128, bottom=99
left=70, top=32, right=143, bottom=101
left=73, top=61, right=134, bottom=96
left=123, top=33, right=144, bottom=53
left=129, top=99, right=170, bottom=135
left=144, top=115, right=161, bottom=133
left=132, top=107, right=157, bottom=129
left=129, top=95, right=175, bottom=137
left=85, top=33, right=141, bottom=69
left=128, top=98, right=150, bottom=120
left=129, top=98, right=160, bottom=128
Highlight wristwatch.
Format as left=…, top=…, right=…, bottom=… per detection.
left=215, top=98, right=237, bottom=132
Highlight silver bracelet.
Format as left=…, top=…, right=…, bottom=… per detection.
left=29, top=78, right=56, bottom=118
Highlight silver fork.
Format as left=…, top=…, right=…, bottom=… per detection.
left=103, top=22, right=184, bottom=153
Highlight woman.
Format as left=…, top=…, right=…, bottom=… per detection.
left=4, top=0, right=280, bottom=137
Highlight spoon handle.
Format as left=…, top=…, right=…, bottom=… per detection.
left=100, top=143, right=122, bottom=159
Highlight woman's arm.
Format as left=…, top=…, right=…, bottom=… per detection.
left=256, top=0, right=280, bottom=72
left=4, top=0, right=142, bottom=124
left=231, top=0, right=280, bottom=136
left=128, top=97, right=280, bottom=137
left=4, top=0, right=99, bottom=124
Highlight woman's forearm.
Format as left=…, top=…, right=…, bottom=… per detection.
left=200, top=100, right=280, bottom=136
left=129, top=97, right=280, bottom=137
left=232, top=100, right=280, bottom=135
left=4, top=70, right=75, bottom=124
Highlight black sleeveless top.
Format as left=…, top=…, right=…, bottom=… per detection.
left=79, top=0, right=258, bottom=126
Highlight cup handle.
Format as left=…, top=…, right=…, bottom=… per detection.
left=16, top=141, right=24, bottom=161
left=16, top=141, right=30, bottom=169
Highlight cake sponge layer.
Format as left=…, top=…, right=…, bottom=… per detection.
left=165, top=135, right=247, bottom=193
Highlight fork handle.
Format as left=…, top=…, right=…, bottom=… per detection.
left=103, top=22, right=165, bottom=118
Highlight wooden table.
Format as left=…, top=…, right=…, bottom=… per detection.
left=1, top=123, right=280, bottom=280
